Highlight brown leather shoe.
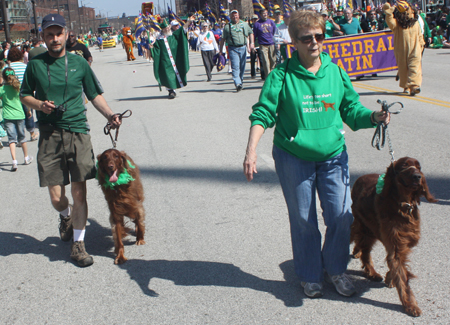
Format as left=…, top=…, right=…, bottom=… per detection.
left=70, top=241, right=94, bottom=267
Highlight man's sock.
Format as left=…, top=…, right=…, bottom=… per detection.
left=73, top=229, right=86, bottom=242
left=59, top=205, right=71, bottom=218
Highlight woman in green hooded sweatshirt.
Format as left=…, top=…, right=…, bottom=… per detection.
left=243, top=10, right=390, bottom=299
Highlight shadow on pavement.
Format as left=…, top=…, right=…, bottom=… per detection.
left=133, top=84, right=161, bottom=88
left=119, top=258, right=303, bottom=306
left=117, top=257, right=404, bottom=314
left=139, top=166, right=279, bottom=184
left=182, top=89, right=235, bottom=93
left=0, top=219, right=116, bottom=266
left=116, top=96, right=169, bottom=101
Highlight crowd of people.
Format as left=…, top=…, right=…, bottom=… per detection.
left=177, top=3, right=449, bottom=88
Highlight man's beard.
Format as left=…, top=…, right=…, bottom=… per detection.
left=162, top=30, right=173, bottom=37
left=48, top=40, right=65, bottom=55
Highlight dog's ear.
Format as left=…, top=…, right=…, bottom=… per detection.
left=420, top=174, right=438, bottom=203
left=120, top=151, right=128, bottom=170
left=380, top=162, right=396, bottom=197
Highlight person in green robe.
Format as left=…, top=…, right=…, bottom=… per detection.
left=152, top=16, right=195, bottom=99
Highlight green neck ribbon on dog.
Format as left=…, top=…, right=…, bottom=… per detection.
left=96, top=160, right=136, bottom=189
left=376, top=173, right=385, bottom=194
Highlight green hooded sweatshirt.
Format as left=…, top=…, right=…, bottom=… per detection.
left=249, top=51, right=375, bottom=162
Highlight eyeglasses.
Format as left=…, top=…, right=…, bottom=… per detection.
left=296, top=33, right=325, bottom=44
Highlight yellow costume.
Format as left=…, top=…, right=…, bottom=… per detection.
left=383, top=2, right=424, bottom=95
left=122, top=27, right=136, bottom=61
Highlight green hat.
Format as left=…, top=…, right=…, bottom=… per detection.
left=160, top=18, right=169, bottom=29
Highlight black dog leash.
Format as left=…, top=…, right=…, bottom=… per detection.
left=371, top=100, right=403, bottom=162
left=104, top=110, right=132, bottom=148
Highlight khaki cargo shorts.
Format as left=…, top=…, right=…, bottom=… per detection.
left=37, top=126, right=96, bottom=187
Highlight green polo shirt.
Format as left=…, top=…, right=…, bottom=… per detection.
left=20, top=52, right=104, bottom=133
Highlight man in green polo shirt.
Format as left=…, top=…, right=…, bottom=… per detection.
left=20, top=14, right=121, bottom=267
left=219, top=9, right=254, bottom=92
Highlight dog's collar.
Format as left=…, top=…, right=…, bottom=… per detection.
left=376, top=173, right=385, bottom=194
left=399, top=202, right=417, bottom=217
left=96, top=160, right=136, bottom=189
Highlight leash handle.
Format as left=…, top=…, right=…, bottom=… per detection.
left=372, top=100, right=403, bottom=161
left=104, top=110, right=132, bottom=148
left=377, top=99, right=404, bottom=114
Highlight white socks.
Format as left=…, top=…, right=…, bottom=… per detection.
left=59, top=205, right=71, bottom=218
left=73, top=229, right=85, bottom=242
left=59, top=205, right=86, bottom=242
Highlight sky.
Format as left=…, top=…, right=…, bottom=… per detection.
left=87, top=0, right=178, bottom=18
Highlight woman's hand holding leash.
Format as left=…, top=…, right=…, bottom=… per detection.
left=371, top=100, right=403, bottom=161
left=373, top=110, right=391, bottom=125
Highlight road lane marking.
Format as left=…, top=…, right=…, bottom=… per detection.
left=353, top=83, right=450, bottom=109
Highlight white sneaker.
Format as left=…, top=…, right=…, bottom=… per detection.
left=24, top=156, right=34, bottom=165
left=11, top=162, right=18, bottom=171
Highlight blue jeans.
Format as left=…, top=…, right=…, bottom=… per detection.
left=23, top=104, right=35, bottom=132
left=228, top=45, right=247, bottom=87
left=4, top=119, right=26, bottom=144
left=272, top=145, right=353, bottom=283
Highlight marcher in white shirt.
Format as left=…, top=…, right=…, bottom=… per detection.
left=197, top=22, right=219, bottom=81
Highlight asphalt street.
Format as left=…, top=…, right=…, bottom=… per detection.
left=1, top=45, right=449, bottom=324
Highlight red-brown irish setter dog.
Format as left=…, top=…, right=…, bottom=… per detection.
left=351, top=157, right=437, bottom=317
left=97, top=149, right=145, bottom=264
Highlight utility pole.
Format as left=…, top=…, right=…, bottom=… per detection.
left=31, top=0, right=39, bottom=38
left=77, top=0, right=82, bottom=34
left=66, top=0, right=72, bottom=31
left=1, top=0, right=11, bottom=42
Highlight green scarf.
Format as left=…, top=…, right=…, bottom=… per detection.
left=376, top=173, right=385, bottom=194
left=96, top=160, right=136, bottom=189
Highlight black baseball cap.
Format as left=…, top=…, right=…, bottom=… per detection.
left=42, top=14, right=66, bottom=30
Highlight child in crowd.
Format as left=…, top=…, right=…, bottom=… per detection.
left=0, top=67, right=33, bottom=171
left=430, top=26, right=450, bottom=48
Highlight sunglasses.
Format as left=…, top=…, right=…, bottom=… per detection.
left=296, top=33, right=325, bottom=44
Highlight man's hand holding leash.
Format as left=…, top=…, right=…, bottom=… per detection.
left=40, top=100, right=56, bottom=114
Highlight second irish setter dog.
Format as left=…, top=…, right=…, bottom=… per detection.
left=97, top=149, right=145, bottom=264
left=351, top=157, right=437, bottom=317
